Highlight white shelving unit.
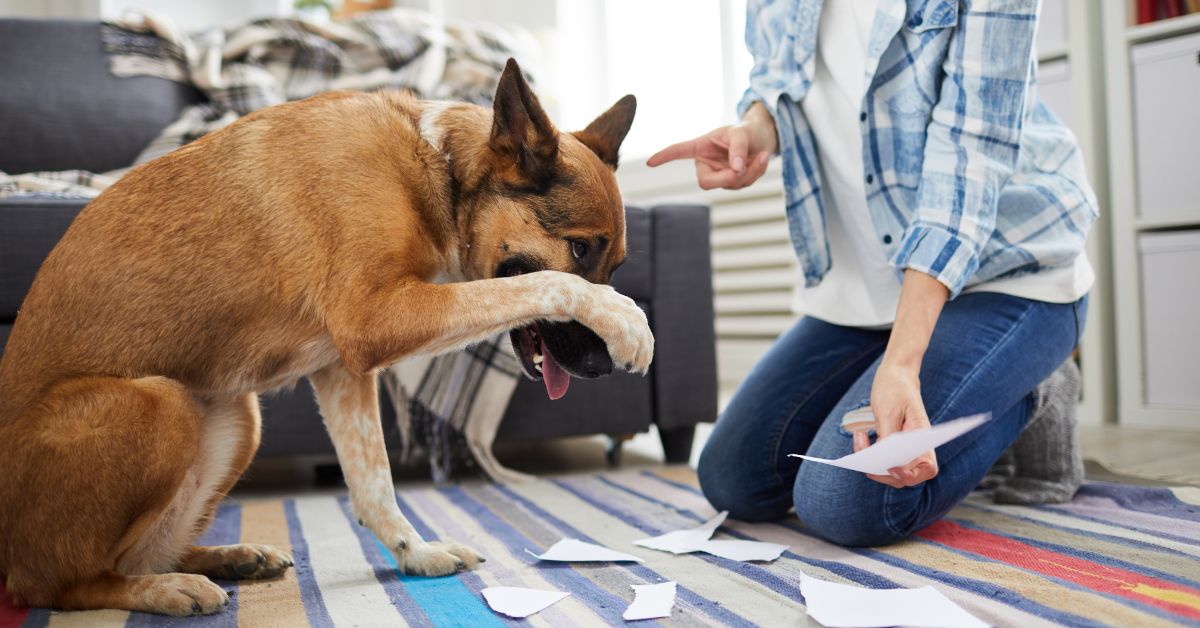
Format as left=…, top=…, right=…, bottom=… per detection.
left=1100, top=5, right=1200, bottom=429
left=1034, top=0, right=1118, bottom=427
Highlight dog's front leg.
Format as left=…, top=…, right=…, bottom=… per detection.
left=329, top=271, right=654, bottom=374
left=308, top=362, right=484, bottom=576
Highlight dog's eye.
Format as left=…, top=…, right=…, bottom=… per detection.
left=570, top=240, right=589, bottom=260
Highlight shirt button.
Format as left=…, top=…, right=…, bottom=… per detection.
left=865, top=174, right=875, bottom=184
left=883, top=234, right=893, bottom=245
left=910, top=16, right=923, bottom=27
left=859, top=111, right=867, bottom=122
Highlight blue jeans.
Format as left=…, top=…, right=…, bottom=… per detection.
left=697, top=292, right=1088, bottom=547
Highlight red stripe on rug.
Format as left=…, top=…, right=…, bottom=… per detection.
left=918, top=520, right=1200, bottom=620
left=0, top=585, right=29, bottom=628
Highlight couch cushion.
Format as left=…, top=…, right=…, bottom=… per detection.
left=0, top=198, right=87, bottom=319
left=0, top=19, right=201, bottom=174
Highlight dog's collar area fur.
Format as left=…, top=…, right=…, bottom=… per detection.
left=417, top=100, right=472, bottom=282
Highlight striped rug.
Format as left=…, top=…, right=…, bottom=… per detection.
left=4, top=467, right=1200, bottom=627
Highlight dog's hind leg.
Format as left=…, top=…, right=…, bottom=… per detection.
left=54, top=572, right=229, bottom=616
left=308, top=362, right=484, bottom=577
left=0, top=376, right=228, bottom=615
left=174, top=394, right=293, bottom=580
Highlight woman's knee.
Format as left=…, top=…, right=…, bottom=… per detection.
left=792, top=464, right=910, bottom=547
left=697, top=439, right=791, bottom=522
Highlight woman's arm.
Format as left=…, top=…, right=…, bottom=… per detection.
left=863, top=1, right=1042, bottom=488
left=859, top=270, right=948, bottom=488
left=891, top=0, right=1040, bottom=297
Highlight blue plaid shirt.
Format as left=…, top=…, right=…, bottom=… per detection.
left=740, top=0, right=1097, bottom=297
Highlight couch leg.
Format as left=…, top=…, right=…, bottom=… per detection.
left=606, top=435, right=629, bottom=467
left=314, top=462, right=344, bottom=486
left=658, top=426, right=695, bottom=464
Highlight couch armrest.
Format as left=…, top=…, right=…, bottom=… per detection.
left=646, top=204, right=717, bottom=430
left=0, top=199, right=89, bottom=321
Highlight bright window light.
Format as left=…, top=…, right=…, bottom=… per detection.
left=550, top=0, right=751, bottom=161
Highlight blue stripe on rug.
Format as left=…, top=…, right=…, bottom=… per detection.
left=438, top=484, right=638, bottom=625
left=284, top=499, right=334, bottom=628
left=488, top=483, right=754, bottom=626
left=1074, top=483, right=1200, bottom=524
left=1030, top=502, right=1200, bottom=547
left=590, top=474, right=901, bottom=589
left=386, top=494, right=504, bottom=628
left=18, top=608, right=50, bottom=627
left=334, top=497, right=434, bottom=627
left=392, top=493, right=520, bottom=628
left=124, top=502, right=242, bottom=627
left=337, top=497, right=502, bottom=627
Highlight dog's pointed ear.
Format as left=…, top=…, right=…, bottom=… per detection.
left=490, top=58, right=559, bottom=188
left=572, top=94, right=636, bottom=170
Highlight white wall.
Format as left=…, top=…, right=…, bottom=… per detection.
left=0, top=0, right=102, bottom=18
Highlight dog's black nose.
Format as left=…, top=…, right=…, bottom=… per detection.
left=578, top=350, right=612, bottom=379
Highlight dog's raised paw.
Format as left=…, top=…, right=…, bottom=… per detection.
left=581, top=284, right=654, bottom=373
left=140, top=573, right=229, bottom=617
left=396, top=540, right=484, bottom=577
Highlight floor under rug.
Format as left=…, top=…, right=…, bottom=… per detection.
left=7, top=467, right=1200, bottom=627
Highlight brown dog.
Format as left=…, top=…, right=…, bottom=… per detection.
left=0, top=58, right=650, bottom=616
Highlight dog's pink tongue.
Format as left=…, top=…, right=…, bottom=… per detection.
left=540, top=338, right=570, bottom=400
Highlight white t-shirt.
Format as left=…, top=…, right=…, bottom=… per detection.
left=793, top=0, right=1093, bottom=328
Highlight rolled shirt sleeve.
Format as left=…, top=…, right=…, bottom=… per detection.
left=891, top=0, right=1040, bottom=297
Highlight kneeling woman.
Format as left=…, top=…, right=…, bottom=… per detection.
left=649, top=0, right=1094, bottom=546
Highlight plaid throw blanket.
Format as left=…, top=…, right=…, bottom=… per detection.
left=1, top=9, right=537, bottom=482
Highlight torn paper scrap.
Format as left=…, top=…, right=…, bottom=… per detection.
left=789, top=413, right=991, bottom=475
left=481, top=586, right=569, bottom=619
left=634, top=512, right=788, bottom=562
left=696, top=539, right=788, bottom=562
left=634, top=511, right=728, bottom=554
left=800, top=573, right=989, bottom=628
left=623, top=581, right=677, bottom=621
left=527, top=538, right=643, bottom=563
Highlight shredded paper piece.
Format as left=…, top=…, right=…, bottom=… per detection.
left=623, top=581, right=677, bottom=621
left=692, top=539, right=788, bottom=562
left=800, top=573, right=989, bottom=628
left=790, top=413, right=991, bottom=475
left=481, top=586, right=569, bottom=618
left=527, top=538, right=644, bottom=563
left=635, top=512, right=729, bottom=554
left=634, top=511, right=788, bottom=562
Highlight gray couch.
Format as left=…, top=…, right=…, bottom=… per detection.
left=0, top=18, right=717, bottom=464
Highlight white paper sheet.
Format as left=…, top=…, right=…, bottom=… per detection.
left=633, top=512, right=788, bottom=562
left=481, top=586, right=569, bottom=618
left=634, top=512, right=728, bottom=554
left=789, top=413, right=991, bottom=475
left=694, top=539, right=788, bottom=562
left=527, top=538, right=644, bottom=563
left=623, top=581, right=677, bottom=621
left=800, top=573, right=989, bottom=628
